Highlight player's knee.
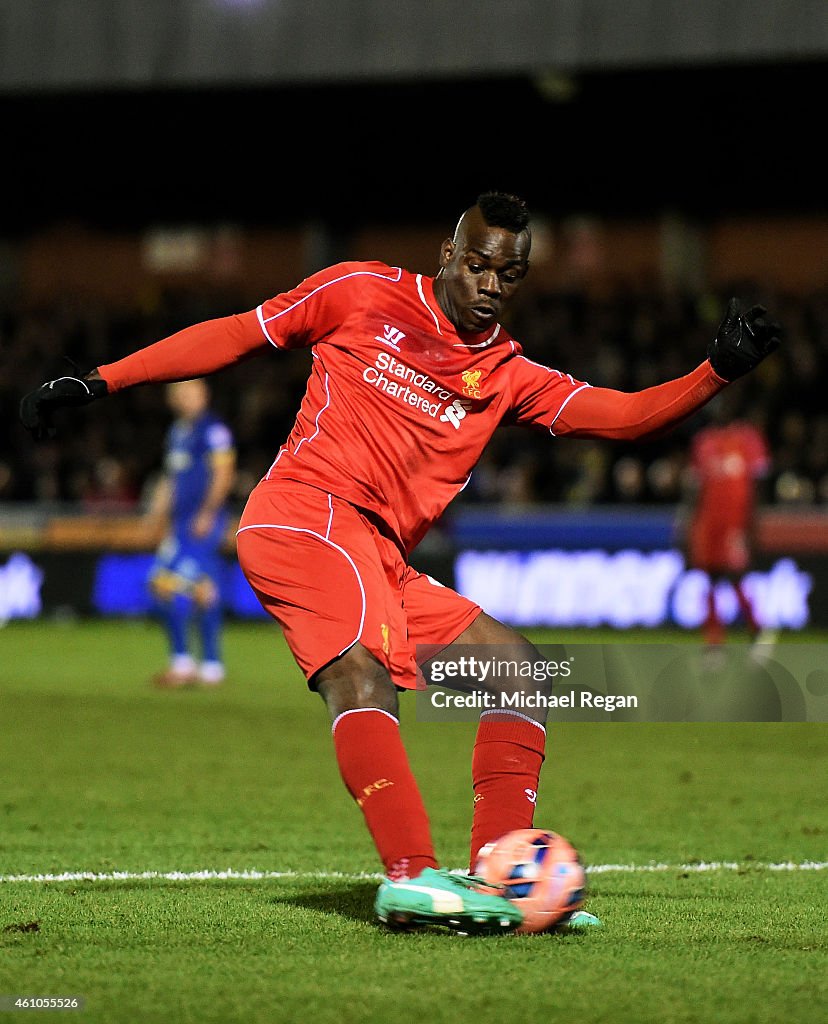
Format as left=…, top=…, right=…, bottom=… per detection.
left=443, top=611, right=554, bottom=724
left=192, top=577, right=218, bottom=608
left=314, top=644, right=399, bottom=720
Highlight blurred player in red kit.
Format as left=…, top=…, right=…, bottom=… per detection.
left=21, top=193, right=782, bottom=934
left=687, top=393, right=771, bottom=646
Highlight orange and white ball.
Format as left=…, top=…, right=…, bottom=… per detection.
left=475, top=828, right=586, bottom=934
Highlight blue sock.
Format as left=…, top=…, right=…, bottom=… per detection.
left=162, top=593, right=192, bottom=658
left=199, top=601, right=223, bottom=665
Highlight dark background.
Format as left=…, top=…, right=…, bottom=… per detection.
left=7, top=60, right=826, bottom=235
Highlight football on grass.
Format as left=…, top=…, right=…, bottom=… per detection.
left=474, top=828, right=586, bottom=934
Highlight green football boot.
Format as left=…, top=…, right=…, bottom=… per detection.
left=560, top=909, right=603, bottom=930
left=375, top=867, right=523, bottom=936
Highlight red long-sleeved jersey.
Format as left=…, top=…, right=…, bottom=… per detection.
left=99, top=261, right=727, bottom=553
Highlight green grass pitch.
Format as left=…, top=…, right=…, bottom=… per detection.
left=1, top=620, right=826, bottom=1024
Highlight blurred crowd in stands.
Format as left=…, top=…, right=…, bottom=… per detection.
left=2, top=281, right=826, bottom=515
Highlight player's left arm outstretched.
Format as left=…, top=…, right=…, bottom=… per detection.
left=544, top=298, right=782, bottom=441
left=19, top=262, right=354, bottom=441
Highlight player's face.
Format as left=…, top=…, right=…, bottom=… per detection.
left=434, top=209, right=530, bottom=333
left=167, top=380, right=209, bottom=420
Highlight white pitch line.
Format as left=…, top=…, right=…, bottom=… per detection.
left=585, top=860, right=828, bottom=874
left=1, top=862, right=827, bottom=884
left=0, top=870, right=382, bottom=884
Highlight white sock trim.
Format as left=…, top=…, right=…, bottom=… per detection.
left=480, top=708, right=546, bottom=734
left=331, top=707, right=399, bottom=735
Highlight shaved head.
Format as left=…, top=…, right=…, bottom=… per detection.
left=452, top=192, right=531, bottom=243
left=433, top=192, right=532, bottom=334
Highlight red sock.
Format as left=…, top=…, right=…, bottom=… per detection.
left=469, top=711, right=546, bottom=871
left=734, top=582, right=760, bottom=634
left=704, top=582, right=725, bottom=645
left=332, top=708, right=437, bottom=880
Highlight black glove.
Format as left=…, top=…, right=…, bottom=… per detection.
left=708, top=297, right=782, bottom=381
left=20, top=375, right=108, bottom=441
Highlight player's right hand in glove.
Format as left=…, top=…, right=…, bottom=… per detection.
left=708, top=297, right=782, bottom=381
left=20, top=375, right=108, bottom=441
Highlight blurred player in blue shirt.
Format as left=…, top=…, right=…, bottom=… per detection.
left=147, top=379, right=236, bottom=687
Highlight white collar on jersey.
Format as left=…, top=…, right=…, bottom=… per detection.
left=415, top=273, right=501, bottom=349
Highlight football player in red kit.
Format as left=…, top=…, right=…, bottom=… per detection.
left=21, top=193, right=782, bottom=934
left=688, top=395, right=772, bottom=646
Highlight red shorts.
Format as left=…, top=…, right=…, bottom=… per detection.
left=236, top=478, right=481, bottom=689
left=689, top=519, right=750, bottom=574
